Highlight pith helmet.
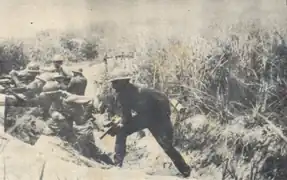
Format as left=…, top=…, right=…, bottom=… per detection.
left=52, top=54, right=66, bottom=62
left=26, top=62, right=40, bottom=73
left=27, top=62, right=40, bottom=70
left=108, top=69, right=132, bottom=83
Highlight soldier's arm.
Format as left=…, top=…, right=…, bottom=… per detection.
left=67, top=78, right=76, bottom=91
left=9, top=70, right=23, bottom=87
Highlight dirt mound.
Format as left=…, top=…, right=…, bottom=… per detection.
left=0, top=126, right=196, bottom=180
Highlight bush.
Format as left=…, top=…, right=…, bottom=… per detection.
left=0, top=40, right=28, bottom=74
left=26, top=30, right=100, bottom=65
left=130, top=23, right=287, bottom=179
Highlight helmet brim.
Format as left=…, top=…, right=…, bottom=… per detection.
left=108, top=76, right=131, bottom=82
left=27, top=70, right=40, bottom=73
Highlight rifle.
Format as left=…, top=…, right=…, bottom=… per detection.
left=5, top=88, right=27, bottom=103
left=99, top=115, right=121, bottom=139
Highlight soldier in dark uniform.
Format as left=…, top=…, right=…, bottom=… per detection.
left=108, top=71, right=191, bottom=178
left=67, top=68, right=87, bottom=95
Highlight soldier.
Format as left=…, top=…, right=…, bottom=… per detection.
left=4, top=75, right=48, bottom=132
left=42, top=89, right=114, bottom=165
left=67, top=68, right=87, bottom=95
left=49, top=73, right=71, bottom=92
left=42, top=54, right=72, bottom=84
left=9, top=62, right=41, bottom=87
left=40, top=74, right=73, bottom=140
left=108, top=70, right=191, bottom=178
left=63, top=93, right=114, bottom=165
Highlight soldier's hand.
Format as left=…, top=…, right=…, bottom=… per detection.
left=117, top=123, right=124, bottom=129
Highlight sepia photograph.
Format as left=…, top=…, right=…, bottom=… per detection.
left=0, top=0, right=287, bottom=179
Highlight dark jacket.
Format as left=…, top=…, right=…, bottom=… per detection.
left=117, top=84, right=171, bottom=124
left=67, top=75, right=87, bottom=95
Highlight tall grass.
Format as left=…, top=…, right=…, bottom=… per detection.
left=3, top=19, right=287, bottom=179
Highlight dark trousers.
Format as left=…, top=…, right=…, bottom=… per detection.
left=114, top=114, right=191, bottom=176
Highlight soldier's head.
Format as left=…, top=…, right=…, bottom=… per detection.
left=51, top=54, right=65, bottom=69
left=72, top=68, right=83, bottom=76
left=109, top=77, right=131, bottom=93
left=108, top=69, right=132, bottom=92
left=26, top=62, right=41, bottom=75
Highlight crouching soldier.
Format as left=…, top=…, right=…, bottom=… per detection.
left=3, top=75, right=48, bottom=132
left=63, top=93, right=114, bottom=165
left=9, top=62, right=41, bottom=87
left=41, top=90, right=74, bottom=142
left=108, top=70, right=191, bottom=177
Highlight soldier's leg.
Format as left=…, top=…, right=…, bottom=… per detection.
left=114, top=115, right=149, bottom=167
left=148, top=116, right=191, bottom=177
left=88, top=132, right=114, bottom=165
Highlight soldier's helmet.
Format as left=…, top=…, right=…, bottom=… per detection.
left=52, top=54, right=66, bottom=63
left=27, top=62, right=40, bottom=70
left=108, top=69, right=132, bottom=83
left=26, top=62, right=40, bottom=73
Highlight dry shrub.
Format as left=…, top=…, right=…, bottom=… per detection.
left=131, top=22, right=287, bottom=179
left=0, top=30, right=101, bottom=69
left=136, top=25, right=287, bottom=120
left=0, top=40, right=28, bottom=74
left=27, top=30, right=100, bottom=64
left=3, top=19, right=287, bottom=179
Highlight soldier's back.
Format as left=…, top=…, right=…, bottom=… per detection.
left=68, top=76, right=87, bottom=95
left=119, top=84, right=170, bottom=116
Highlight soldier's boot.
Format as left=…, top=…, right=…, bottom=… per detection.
left=162, top=146, right=191, bottom=177
left=113, top=143, right=126, bottom=167
left=87, top=133, right=114, bottom=165
left=89, top=141, right=114, bottom=165
left=150, top=122, right=191, bottom=178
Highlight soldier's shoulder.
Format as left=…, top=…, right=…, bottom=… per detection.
left=41, top=67, right=56, bottom=72
left=18, top=69, right=29, bottom=75
left=70, top=76, right=83, bottom=83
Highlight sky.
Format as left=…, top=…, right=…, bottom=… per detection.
left=0, top=0, right=285, bottom=38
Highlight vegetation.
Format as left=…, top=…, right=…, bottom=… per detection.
left=2, top=19, right=287, bottom=179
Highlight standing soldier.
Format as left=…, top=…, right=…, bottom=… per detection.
left=67, top=68, right=87, bottom=95
left=108, top=70, right=191, bottom=178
